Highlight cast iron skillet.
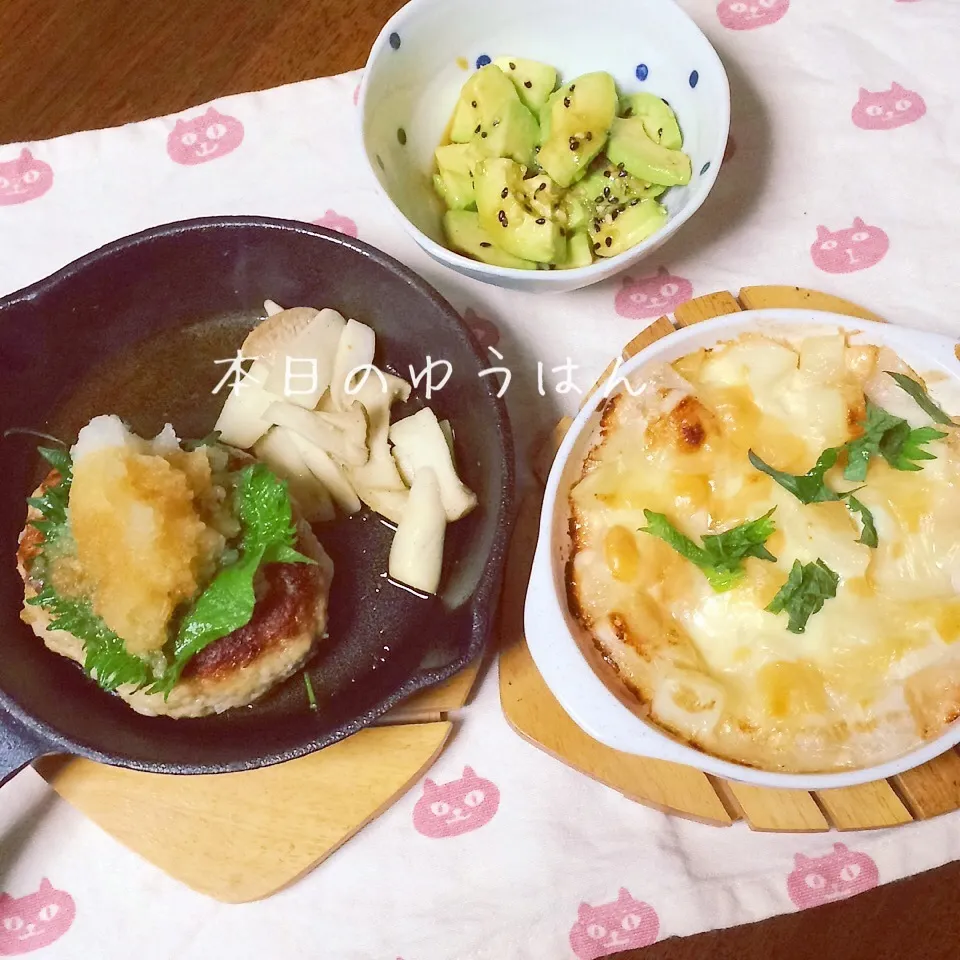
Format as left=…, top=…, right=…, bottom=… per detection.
left=0, top=216, right=514, bottom=784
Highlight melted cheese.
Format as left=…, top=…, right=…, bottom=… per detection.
left=568, top=332, right=960, bottom=773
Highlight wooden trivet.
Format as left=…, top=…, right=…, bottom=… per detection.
left=34, top=662, right=480, bottom=902
left=498, top=285, right=960, bottom=832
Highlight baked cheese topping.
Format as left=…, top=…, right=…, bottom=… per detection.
left=568, top=332, right=960, bottom=772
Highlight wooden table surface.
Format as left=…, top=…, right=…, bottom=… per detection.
left=2, top=2, right=959, bottom=957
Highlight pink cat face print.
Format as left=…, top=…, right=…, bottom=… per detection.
left=0, top=879, right=75, bottom=955
left=614, top=267, right=693, bottom=319
left=787, top=844, right=879, bottom=910
left=717, top=0, right=790, bottom=30
left=167, top=107, right=244, bottom=165
left=811, top=218, right=889, bottom=273
left=312, top=209, right=358, bottom=237
left=412, top=766, right=500, bottom=838
left=852, top=83, right=926, bottom=130
left=569, top=888, right=659, bottom=959
left=0, top=150, right=53, bottom=206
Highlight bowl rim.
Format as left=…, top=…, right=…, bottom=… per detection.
left=357, top=0, right=731, bottom=283
left=525, top=307, right=960, bottom=790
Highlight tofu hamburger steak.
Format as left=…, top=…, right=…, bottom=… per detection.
left=17, top=415, right=333, bottom=718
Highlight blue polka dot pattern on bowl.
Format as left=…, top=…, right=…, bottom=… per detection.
left=689, top=70, right=699, bottom=89
left=635, top=63, right=649, bottom=82
left=700, top=161, right=711, bottom=176
left=389, top=32, right=401, bottom=50
left=476, top=54, right=491, bottom=68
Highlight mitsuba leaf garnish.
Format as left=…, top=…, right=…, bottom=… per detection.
left=748, top=447, right=845, bottom=504
left=846, top=496, right=878, bottom=549
left=765, top=558, right=840, bottom=634
left=887, top=371, right=955, bottom=426
left=843, top=399, right=947, bottom=480
left=843, top=401, right=903, bottom=482
left=149, top=463, right=315, bottom=696
left=640, top=508, right=777, bottom=593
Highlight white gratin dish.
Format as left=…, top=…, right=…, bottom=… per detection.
left=524, top=308, right=960, bottom=790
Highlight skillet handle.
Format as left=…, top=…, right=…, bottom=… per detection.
left=0, top=710, right=49, bottom=787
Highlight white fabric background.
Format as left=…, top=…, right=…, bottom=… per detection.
left=1, top=1, right=959, bottom=958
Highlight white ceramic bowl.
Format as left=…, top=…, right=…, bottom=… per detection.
left=525, top=309, right=960, bottom=789
left=359, top=0, right=730, bottom=294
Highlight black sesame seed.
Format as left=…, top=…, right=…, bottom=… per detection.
left=475, top=124, right=481, bottom=133
left=585, top=131, right=593, bottom=141
left=509, top=61, right=516, bottom=70
left=618, top=170, right=627, bottom=178
left=501, top=187, right=509, bottom=199
left=535, top=217, right=546, bottom=224
left=569, top=84, right=576, bottom=92
left=534, top=145, right=540, bottom=153
left=605, top=236, right=612, bottom=247
left=612, top=209, right=620, bottom=221
left=498, top=210, right=508, bottom=226
left=481, top=131, right=488, bottom=138
left=493, top=119, right=500, bottom=127
left=569, top=138, right=579, bottom=150
left=594, top=195, right=604, bottom=203
left=479, top=241, right=491, bottom=248
left=630, top=198, right=639, bottom=205
left=535, top=182, right=546, bottom=193
left=563, top=97, right=571, bottom=108
left=524, top=80, right=532, bottom=88
left=397, top=127, right=407, bottom=145
left=593, top=242, right=601, bottom=250
left=603, top=186, right=611, bottom=198
left=593, top=218, right=601, bottom=231
left=603, top=169, right=612, bottom=178
left=657, top=127, right=663, bottom=139
left=471, top=100, right=477, bottom=107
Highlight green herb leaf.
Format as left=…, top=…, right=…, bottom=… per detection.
left=27, top=446, right=314, bottom=698
left=304, top=672, right=318, bottom=711
left=641, top=508, right=777, bottom=592
left=26, top=448, right=160, bottom=690
left=883, top=424, right=948, bottom=472
left=843, top=402, right=904, bottom=481
left=748, top=448, right=844, bottom=504
left=765, top=559, right=840, bottom=634
left=887, top=371, right=955, bottom=425
left=38, top=446, right=72, bottom=475
left=181, top=430, right=223, bottom=452
left=28, top=448, right=74, bottom=550
left=847, top=496, right=878, bottom=548
left=149, top=463, right=315, bottom=695
left=842, top=400, right=946, bottom=480
left=27, top=583, right=152, bottom=691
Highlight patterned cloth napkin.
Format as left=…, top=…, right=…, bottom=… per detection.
left=2, top=1, right=960, bottom=958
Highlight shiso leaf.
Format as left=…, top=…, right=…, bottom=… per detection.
left=27, top=447, right=314, bottom=698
